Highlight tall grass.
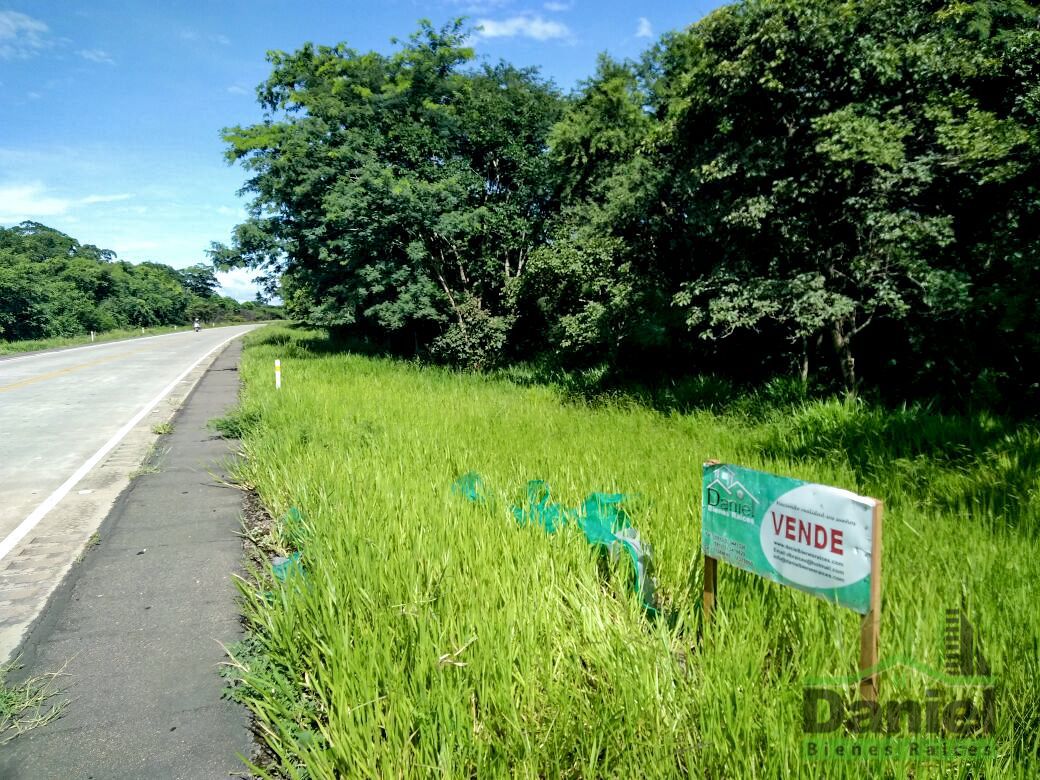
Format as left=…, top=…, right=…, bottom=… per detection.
left=225, top=326, right=1040, bottom=778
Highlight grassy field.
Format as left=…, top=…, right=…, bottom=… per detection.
left=224, top=325, right=1039, bottom=778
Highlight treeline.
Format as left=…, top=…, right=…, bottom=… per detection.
left=0, top=222, right=281, bottom=342
left=214, top=0, right=1040, bottom=411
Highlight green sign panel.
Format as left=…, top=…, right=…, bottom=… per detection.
left=701, top=463, right=878, bottom=614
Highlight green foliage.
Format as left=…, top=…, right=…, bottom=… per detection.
left=757, top=398, right=1040, bottom=528
left=658, top=0, right=1038, bottom=394
left=178, top=263, right=220, bottom=298
left=221, top=5, right=1040, bottom=410
left=518, top=235, right=638, bottom=365
left=1, top=661, right=67, bottom=744
left=209, top=407, right=263, bottom=439
left=428, top=295, right=511, bottom=370
left=227, top=326, right=1040, bottom=776
left=213, top=19, right=562, bottom=357
left=0, top=222, right=282, bottom=344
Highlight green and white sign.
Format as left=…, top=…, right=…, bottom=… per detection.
left=701, top=463, right=878, bottom=614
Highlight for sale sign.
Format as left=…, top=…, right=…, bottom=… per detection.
left=701, top=463, right=879, bottom=614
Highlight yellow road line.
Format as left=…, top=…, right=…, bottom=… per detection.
left=0, top=348, right=151, bottom=394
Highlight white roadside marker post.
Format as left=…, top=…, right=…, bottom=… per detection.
left=275, top=359, right=282, bottom=390
left=90, top=331, right=95, bottom=342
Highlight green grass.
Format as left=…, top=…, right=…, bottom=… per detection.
left=75, top=531, right=101, bottom=563
left=0, top=662, right=67, bottom=744
left=225, top=326, right=1040, bottom=778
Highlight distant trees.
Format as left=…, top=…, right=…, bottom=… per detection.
left=0, top=222, right=280, bottom=342
left=179, top=264, right=220, bottom=298
left=217, top=4, right=1040, bottom=410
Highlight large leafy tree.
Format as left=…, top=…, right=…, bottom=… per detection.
left=179, top=264, right=220, bottom=298
left=659, top=0, right=1039, bottom=392
left=213, top=5, right=1039, bottom=405
left=512, top=55, right=673, bottom=369
left=213, top=20, right=563, bottom=366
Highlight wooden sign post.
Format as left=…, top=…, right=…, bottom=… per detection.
left=858, top=501, right=883, bottom=701
left=703, top=553, right=717, bottom=629
left=701, top=462, right=883, bottom=700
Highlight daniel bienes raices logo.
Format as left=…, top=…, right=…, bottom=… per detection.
left=802, top=597, right=996, bottom=762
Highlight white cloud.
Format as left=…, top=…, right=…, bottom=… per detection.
left=181, top=29, right=231, bottom=46
left=0, top=182, right=134, bottom=223
left=0, top=182, right=68, bottom=221
left=78, top=48, right=115, bottom=64
left=449, top=0, right=513, bottom=12
left=0, top=10, right=49, bottom=60
left=636, top=17, right=653, bottom=38
left=80, top=193, right=132, bottom=204
left=226, top=85, right=248, bottom=95
left=476, top=15, right=571, bottom=41
left=544, top=1, right=571, bottom=11
left=216, top=267, right=263, bottom=302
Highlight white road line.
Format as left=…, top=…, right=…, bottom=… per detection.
left=0, top=326, right=233, bottom=366
left=0, top=332, right=244, bottom=563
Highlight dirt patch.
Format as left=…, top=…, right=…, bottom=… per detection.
left=241, top=489, right=277, bottom=571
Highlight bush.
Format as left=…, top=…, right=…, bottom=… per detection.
left=429, top=297, right=511, bottom=371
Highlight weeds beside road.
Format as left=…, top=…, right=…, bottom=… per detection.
left=223, top=325, right=1040, bottom=778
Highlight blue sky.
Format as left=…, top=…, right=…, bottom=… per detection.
left=0, top=1, right=720, bottom=299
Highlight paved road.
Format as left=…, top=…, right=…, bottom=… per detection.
left=0, top=325, right=260, bottom=659
left=0, top=339, right=252, bottom=778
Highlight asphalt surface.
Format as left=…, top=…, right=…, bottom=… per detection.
left=0, top=325, right=260, bottom=659
left=0, top=338, right=253, bottom=778
left=0, top=326, right=257, bottom=547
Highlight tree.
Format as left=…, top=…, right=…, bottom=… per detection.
left=0, top=222, right=282, bottom=342
left=210, top=5, right=1039, bottom=407
left=512, top=55, right=675, bottom=370
left=214, top=20, right=563, bottom=366
left=657, top=0, right=1038, bottom=392
left=179, top=264, right=220, bottom=298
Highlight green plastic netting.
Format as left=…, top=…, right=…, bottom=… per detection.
left=453, top=472, right=657, bottom=612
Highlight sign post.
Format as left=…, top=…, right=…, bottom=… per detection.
left=859, top=501, right=883, bottom=700
left=701, top=462, right=883, bottom=700
left=703, top=553, right=717, bottom=629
